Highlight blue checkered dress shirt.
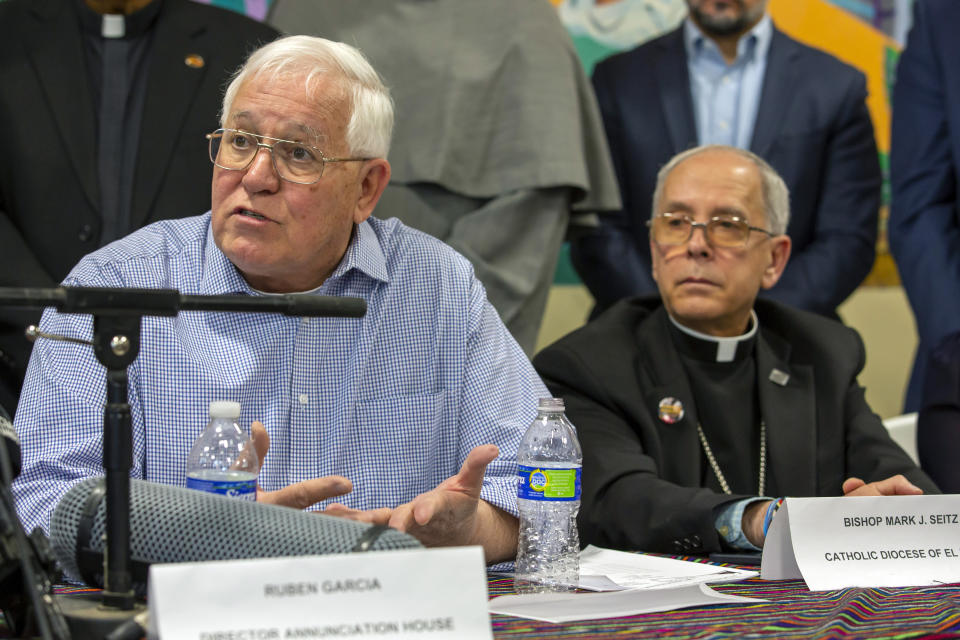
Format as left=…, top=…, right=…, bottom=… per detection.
left=13, top=213, right=547, bottom=535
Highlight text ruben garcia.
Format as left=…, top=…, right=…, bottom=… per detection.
left=263, top=578, right=382, bottom=597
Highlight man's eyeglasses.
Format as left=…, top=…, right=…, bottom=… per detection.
left=206, top=128, right=372, bottom=185
left=646, top=212, right=775, bottom=248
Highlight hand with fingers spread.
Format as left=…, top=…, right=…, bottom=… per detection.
left=329, top=444, right=519, bottom=564
left=251, top=421, right=353, bottom=508
left=842, top=474, right=925, bottom=497
left=250, top=423, right=518, bottom=562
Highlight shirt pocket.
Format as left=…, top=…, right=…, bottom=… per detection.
left=353, top=390, right=451, bottom=504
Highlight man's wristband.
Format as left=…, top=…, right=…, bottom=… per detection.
left=762, top=497, right=785, bottom=538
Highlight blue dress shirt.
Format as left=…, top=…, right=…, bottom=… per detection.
left=12, top=213, right=547, bottom=535
left=684, top=15, right=773, bottom=149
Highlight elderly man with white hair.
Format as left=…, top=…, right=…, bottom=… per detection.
left=535, top=145, right=937, bottom=557
left=12, top=35, right=545, bottom=563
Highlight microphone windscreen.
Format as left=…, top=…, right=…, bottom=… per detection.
left=50, top=478, right=422, bottom=588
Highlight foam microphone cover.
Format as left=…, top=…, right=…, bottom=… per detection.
left=50, top=477, right=422, bottom=589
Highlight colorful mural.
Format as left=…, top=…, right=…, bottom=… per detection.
left=555, top=0, right=686, bottom=74
left=550, top=0, right=905, bottom=285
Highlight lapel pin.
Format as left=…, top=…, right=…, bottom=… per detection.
left=657, top=397, right=684, bottom=424
left=185, top=54, right=205, bottom=69
left=769, top=368, right=790, bottom=386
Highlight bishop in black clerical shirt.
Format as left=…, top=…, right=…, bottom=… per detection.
left=534, top=145, right=937, bottom=555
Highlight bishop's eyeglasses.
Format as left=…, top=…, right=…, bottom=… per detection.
left=646, top=212, right=775, bottom=248
left=206, top=128, right=372, bottom=185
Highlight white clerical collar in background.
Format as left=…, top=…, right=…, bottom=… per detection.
left=101, top=14, right=125, bottom=38
left=668, top=310, right=759, bottom=363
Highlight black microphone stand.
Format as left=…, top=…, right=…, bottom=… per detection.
left=0, top=286, right=366, bottom=638
left=0, top=422, right=70, bottom=639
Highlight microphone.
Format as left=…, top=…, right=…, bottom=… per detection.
left=0, top=286, right=367, bottom=318
left=0, top=412, right=20, bottom=482
left=50, top=478, right=422, bottom=592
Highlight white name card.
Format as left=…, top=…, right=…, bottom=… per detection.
left=147, top=546, right=493, bottom=640
left=761, top=495, right=960, bottom=591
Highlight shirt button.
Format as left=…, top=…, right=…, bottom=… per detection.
left=300, top=317, right=309, bottom=325
left=298, top=393, right=309, bottom=405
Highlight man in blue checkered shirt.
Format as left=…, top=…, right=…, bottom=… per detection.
left=12, top=35, right=547, bottom=564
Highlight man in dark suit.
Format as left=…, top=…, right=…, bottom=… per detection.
left=535, top=145, right=934, bottom=555
left=889, top=0, right=960, bottom=413
left=572, top=0, right=881, bottom=319
left=0, top=0, right=277, bottom=416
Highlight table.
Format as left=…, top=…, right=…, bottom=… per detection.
left=6, top=571, right=960, bottom=639
left=488, top=571, right=960, bottom=639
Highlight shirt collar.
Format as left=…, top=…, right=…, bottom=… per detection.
left=667, top=309, right=759, bottom=363
left=76, top=0, right=163, bottom=39
left=198, top=215, right=390, bottom=296
left=326, top=219, right=390, bottom=286
left=683, top=13, right=773, bottom=65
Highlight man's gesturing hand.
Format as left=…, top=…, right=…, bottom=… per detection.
left=327, top=444, right=519, bottom=563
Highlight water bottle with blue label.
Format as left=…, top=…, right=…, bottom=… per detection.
left=515, top=397, right=582, bottom=592
left=186, top=401, right=259, bottom=501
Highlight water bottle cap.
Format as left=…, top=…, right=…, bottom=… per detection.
left=209, top=400, right=241, bottom=419
left=537, top=397, right=565, bottom=411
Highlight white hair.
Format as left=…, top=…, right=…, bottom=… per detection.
left=221, top=35, right=394, bottom=158
left=651, top=145, right=790, bottom=235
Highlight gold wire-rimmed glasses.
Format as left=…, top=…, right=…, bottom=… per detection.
left=206, top=128, right=372, bottom=185
left=646, top=212, right=775, bottom=248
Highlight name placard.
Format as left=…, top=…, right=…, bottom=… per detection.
left=761, top=495, right=960, bottom=590
left=147, top=546, right=493, bottom=639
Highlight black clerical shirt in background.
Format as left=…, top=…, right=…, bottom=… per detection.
left=77, top=0, right=160, bottom=244
left=0, top=0, right=279, bottom=417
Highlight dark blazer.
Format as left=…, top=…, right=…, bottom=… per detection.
left=572, top=24, right=881, bottom=318
left=0, top=0, right=277, bottom=413
left=533, top=297, right=937, bottom=555
left=889, top=0, right=960, bottom=412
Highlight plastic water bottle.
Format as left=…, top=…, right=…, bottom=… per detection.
left=186, top=401, right=259, bottom=501
left=515, top=397, right=582, bottom=592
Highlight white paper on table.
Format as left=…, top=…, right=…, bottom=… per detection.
left=488, top=583, right=766, bottom=623
left=577, top=545, right=757, bottom=591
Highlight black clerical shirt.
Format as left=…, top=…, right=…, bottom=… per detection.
left=76, top=0, right=162, bottom=244
left=667, top=313, right=777, bottom=497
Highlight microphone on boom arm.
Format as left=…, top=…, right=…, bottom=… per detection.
left=0, top=285, right=371, bottom=639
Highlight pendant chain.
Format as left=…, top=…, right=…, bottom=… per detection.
left=696, top=421, right=766, bottom=496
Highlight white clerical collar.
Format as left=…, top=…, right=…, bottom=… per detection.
left=668, top=310, right=759, bottom=363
